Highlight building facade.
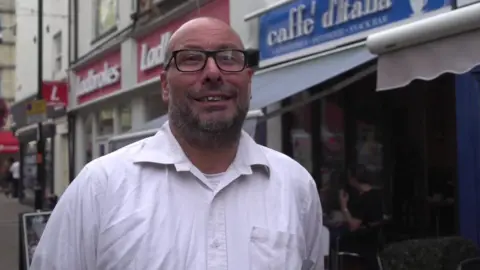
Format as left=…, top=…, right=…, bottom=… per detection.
left=68, top=0, right=231, bottom=176
left=11, top=0, right=69, bottom=203
left=240, top=0, right=480, bottom=245
left=0, top=0, right=18, bottom=158
left=0, top=0, right=15, bottom=107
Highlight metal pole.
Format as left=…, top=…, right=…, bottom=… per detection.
left=34, top=0, right=45, bottom=210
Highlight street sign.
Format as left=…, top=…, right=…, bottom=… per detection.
left=26, top=99, right=47, bottom=125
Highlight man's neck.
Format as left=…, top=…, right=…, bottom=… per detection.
left=170, top=124, right=239, bottom=174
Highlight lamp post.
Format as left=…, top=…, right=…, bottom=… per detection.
left=34, top=0, right=45, bottom=210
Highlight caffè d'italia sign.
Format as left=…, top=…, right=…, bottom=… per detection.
left=258, top=0, right=451, bottom=67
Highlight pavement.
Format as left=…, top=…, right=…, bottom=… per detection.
left=0, top=194, right=34, bottom=270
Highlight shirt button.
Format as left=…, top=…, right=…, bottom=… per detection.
left=211, top=239, right=220, bottom=248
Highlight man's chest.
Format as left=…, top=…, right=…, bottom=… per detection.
left=95, top=177, right=307, bottom=270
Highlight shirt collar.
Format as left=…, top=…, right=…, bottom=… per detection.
left=133, top=121, right=270, bottom=175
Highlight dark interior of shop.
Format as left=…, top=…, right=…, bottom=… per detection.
left=280, top=70, right=458, bottom=243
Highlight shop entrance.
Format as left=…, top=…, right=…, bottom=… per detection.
left=384, top=74, right=457, bottom=240
left=282, top=71, right=457, bottom=242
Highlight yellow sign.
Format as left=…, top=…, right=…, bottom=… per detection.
left=26, top=100, right=47, bottom=116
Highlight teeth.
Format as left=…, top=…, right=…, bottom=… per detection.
left=202, top=96, right=224, bottom=101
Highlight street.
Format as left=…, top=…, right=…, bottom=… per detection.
left=0, top=195, right=33, bottom=270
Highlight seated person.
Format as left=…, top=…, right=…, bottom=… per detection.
left=330, top=165, right=384, bottom=270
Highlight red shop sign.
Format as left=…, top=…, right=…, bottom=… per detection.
left=74, top=50, right=121, bottom=105
left=136, top=0, right=229, bottom=83
left=42, top=81, right=69, bottom=106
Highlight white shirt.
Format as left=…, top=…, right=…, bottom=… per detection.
left=31, top=122, right=324, bottom=270
left=10, top=161, right=19, bottom=179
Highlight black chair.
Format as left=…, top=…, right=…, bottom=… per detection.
left=333, top=219, right=388, bottom=270
left=457, top=257, right=480, bottom=270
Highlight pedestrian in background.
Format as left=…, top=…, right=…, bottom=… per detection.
left=4, top=158, right=14, bottom=197
left=9, top=158, right=20, bottom=198
left=30, top=17, right=324, bottom=270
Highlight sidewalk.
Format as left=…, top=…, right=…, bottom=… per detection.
left=0, top=195, right=34, bottom=270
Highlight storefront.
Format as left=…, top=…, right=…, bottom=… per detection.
left=42, top=81, right=69, bottom=196
left=245, top=0, right=460, bottom=240
left=365, top=2, right=480, bottom=245
left=70, top=48, right=134, bottom=175
left=69, top=0, right=230, bottom=175
left=10, top=95, right=56, bottom=205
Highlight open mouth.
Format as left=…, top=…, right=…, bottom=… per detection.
left=194, top=96, right=232, bottom=102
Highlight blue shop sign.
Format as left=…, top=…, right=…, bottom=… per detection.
left=259, top=0, right=451, bottom=67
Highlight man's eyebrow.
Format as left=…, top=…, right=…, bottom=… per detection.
left=175, top=43, right=243, bottom=50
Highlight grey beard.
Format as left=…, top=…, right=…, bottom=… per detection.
left=169, top=101, right=248, bottom=149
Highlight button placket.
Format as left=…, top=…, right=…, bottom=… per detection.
left=206, top=195, right=228, bottom=269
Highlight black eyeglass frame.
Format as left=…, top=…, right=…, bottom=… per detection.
left=165, top=49, right=249, bottom=72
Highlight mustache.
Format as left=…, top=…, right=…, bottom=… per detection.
left=187, top=85, right=239, bottom=99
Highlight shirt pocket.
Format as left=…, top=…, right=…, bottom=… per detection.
left=249, top=226, right=304, bottom=270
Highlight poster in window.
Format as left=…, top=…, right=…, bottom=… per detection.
left=98, top=0, right=117, bottom=35
left=291, top=129, right=312, bottom=173
left=21, top=211, right=52, bottom=268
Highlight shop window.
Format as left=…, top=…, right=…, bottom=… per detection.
left=84, top=115, right=93, bottom=163
left=288, top=92, right=313, bottom=173
left=347, top=75, right=386, bottom=188
left=45, top=137, right=53, bottom=195
left=22, top=142, right=37, bottom=190
left=94, top=0, right=118, bottom=38
left=318, top=91, right=346, bottom=214
left=145, top=92, right=167, bottom=122
left=119, top=103, right=132, bottom=133
left=98, top=108, right=114, bottom=136
left=52, top=31, right=62, bottom=73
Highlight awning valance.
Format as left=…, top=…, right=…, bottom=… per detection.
left=367, top=3, right=480, bottom=91
left=0, top=131, right=19, bottom=154
left=250, top=45, right=375, bottom=110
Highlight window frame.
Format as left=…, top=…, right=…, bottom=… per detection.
left=52, top=31, right=62, bottom=73
left=93, top=0, right=119, bottom=41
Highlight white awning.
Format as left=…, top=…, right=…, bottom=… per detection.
left=366, top=3, right=480, bottom=91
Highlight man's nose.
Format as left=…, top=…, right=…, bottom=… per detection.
left=203, top=57, right=222, bottom=83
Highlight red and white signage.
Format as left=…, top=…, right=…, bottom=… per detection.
left=136, top=0, right=229, bottom=83
left=42, top=81, right=68, bottom=106
left=74, top=50, right=121, bottom=105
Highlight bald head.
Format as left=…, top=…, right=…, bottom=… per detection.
left=167, top=17, right=244, bottom=57
left=160, top=16, right=253, bottom=149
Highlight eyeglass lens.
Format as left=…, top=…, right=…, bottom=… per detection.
left=174, top=50, right=245, bottom=72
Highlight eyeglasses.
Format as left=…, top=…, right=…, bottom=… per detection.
left=166, top=49, right=248, bottom=72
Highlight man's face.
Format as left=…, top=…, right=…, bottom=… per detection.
left=161, top=20, right=253, bottom=133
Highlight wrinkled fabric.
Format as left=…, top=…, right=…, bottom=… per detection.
left=31, top=122, right=324, bottom=270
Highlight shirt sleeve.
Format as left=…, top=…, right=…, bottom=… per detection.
left=30, top=165, right=104, bottom=270
left=303, top=177, right=325, bottom=270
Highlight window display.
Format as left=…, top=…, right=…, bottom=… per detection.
left=98, top=108, right=114, bottom=136
left=119, top=103, right=132, bottom=133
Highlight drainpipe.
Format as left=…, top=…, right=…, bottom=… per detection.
left=67, top=0, right=79, bottom=182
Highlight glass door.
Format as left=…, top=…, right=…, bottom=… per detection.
left=98, top=141, right=107, bottom=157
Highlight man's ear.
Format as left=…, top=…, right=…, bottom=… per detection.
left=246, top=67, right=254, bottom=80
left=160, top=71, right=169, bottom=103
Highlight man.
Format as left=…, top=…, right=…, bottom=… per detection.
left=31, top=17, right=323, bottom=270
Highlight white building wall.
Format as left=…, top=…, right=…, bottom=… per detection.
left=76, top=0, right=133, bottom=58
left=15, top=0, right=69, bottom=101
left=15, top=0, right=70, bottom=196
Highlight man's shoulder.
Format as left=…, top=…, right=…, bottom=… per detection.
left=80, top=137, right=152, bottom=179
left=257, top=145, right=314, bottom=186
